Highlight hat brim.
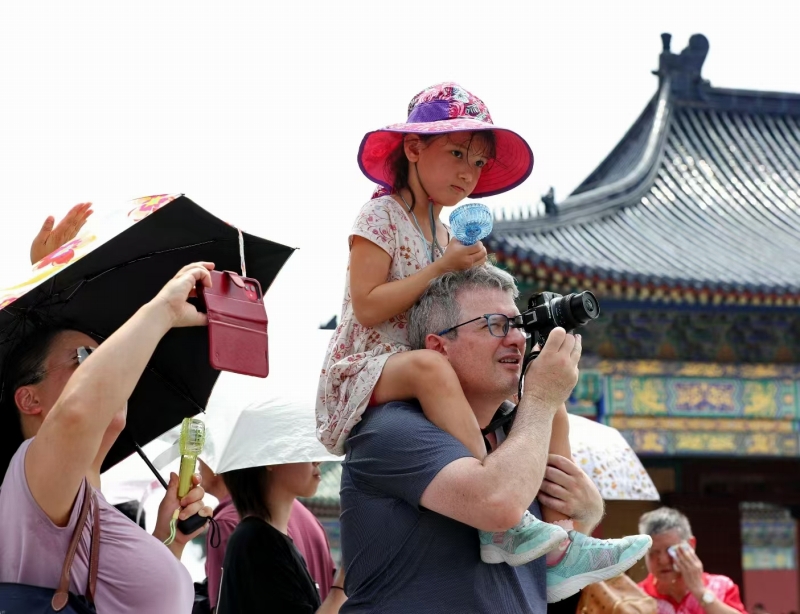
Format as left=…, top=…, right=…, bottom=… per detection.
left=357, top=118, right=534, bottom=199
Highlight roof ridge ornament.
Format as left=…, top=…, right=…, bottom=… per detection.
left=542, top=187, right=558, bottom=216
left=654, top=32, right=710, bottom=99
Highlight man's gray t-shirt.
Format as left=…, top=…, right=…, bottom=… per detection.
left=340, top=401, right=547, bottom=614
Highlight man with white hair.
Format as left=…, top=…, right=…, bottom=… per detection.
left=639, top=507, right=746, bottom=614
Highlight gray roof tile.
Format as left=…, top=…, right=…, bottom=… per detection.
left=490, top=34, right=800, bottom=304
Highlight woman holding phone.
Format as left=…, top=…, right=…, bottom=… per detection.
left=0, top=262, right=216, bottom=613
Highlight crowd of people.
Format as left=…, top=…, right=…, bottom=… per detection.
left=0, top=81, right=753, bottom=613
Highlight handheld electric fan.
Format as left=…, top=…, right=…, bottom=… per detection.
left=449, top=203, right=493, bottom=246
left=178, top=417, right=206, bottom=497
left=164, top=418, right=209, bottom=543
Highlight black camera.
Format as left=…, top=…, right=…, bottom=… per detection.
left=516, top=291, right=600, bottom=346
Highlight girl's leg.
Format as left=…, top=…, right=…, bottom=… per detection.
left=541, top=404, right=572, bottom=525
left=373, top=350, right=487, bottom=460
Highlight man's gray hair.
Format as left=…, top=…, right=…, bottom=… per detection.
left=638, top=507, right=693, bottom=540
left=407, top=265, right=518, bottom=350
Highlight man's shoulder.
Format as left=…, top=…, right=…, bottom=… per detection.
left=353, top=401, right=428, bottom=433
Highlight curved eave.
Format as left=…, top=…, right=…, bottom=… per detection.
left=490, top=77, right=800, bottom=304
left=495, top=78, right=674, bottom=233
left=492, top=249, right=800, bottom=308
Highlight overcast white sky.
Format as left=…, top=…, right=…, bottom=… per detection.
left=2, top=1, right=799, bottom=327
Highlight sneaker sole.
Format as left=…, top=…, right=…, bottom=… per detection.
left=545, top=540, right=651, bottom=603
left=481, top=530, right=566, bottom=567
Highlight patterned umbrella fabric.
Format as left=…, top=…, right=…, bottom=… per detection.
left=0, top=194, right=295, bottom=470
left=567, top=413, right=660, bottom=501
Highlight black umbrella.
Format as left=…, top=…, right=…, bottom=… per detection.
left=0, top=195, right=295, bottom=470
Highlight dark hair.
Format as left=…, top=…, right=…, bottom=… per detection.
left=384, top=131, right=497, bottom=211
left=0, top=325, right=70, bottom=474
left=222, top=465, right=272, bottom=521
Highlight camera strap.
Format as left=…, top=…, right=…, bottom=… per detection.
left=480, top=400, right=517, bottom=438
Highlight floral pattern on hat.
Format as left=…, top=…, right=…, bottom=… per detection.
left=407, top=82, right=492, bottom=123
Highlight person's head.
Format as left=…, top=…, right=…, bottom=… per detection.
left=0, top=326, right=126, bottom=473
left=358, top=82, right=534, bottom=205
left=639, top=507, right=696, bottom=585
left=408, top=265, right=525, bottom=422
left=222, top=462, right=322, bottom=521
left=385, top=131, right=496, bottom=210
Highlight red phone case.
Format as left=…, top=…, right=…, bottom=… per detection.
left=198, top=270, right=269, bottom=378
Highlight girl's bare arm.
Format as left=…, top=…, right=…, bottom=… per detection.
left=349, top=236, right=485, bottom=328
left=349, top=237, right=446, bottom=327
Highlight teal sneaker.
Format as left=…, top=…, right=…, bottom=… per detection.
left=546, top=530, right=653, bottom=603
left=479, top=511, right=568, bottom=567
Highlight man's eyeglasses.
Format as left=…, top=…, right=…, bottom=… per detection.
left=437, top=314, right=529, bottom=338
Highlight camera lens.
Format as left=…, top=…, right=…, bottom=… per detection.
left=580, top=293, right=598, bottom=318
left=569, top=291, right=600, bottom=326
left=551, top=291, right=601, bottom=331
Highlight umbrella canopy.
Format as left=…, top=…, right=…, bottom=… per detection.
left=0, top=194, right=295, bottom=470
left=567, top=414, right=660, bottom=501
left=200, top=328, right=341, bottom=474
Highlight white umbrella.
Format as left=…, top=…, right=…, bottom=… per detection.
left=199, top=327, right=342, bottom=474
left=567, top=414, right=660, bottom=501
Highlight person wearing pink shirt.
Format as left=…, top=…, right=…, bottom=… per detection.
left=639, top=507, right=746, bottom=614
left=0, top=263, right=214, bottom=614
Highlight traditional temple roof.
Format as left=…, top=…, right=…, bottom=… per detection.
left=489, top=33, right=800, bottom=307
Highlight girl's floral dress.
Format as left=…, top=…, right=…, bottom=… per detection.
left=316, top=196, right=446, bottom=455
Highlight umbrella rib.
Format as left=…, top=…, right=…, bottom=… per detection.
left=82, top=240, right=221, bottom=284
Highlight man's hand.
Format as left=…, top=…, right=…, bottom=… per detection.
left=673, top=543, right=706, bottom=599
left=522, top=329, right=582, bottom=412
left=30, top=202, right=93, bottom=264
left=153, top=472, right=213, bottom=559
left=538, top=454, right=604, bottom=534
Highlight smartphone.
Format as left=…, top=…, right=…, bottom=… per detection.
left=196, top=270, right=269, bottom=378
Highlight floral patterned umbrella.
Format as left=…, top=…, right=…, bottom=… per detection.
left=0, top=194, right=295, bottom=469
left=568, top=414, right=660, bottom=501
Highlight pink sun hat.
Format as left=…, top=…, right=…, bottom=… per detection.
left=358, top=82, right=534, bottom=198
